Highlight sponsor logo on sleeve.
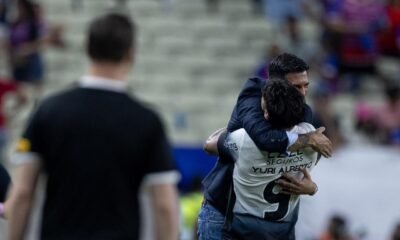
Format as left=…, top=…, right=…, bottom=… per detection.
left=16, top=138, right=31, bottom=152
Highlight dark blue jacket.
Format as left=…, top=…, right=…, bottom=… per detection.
left=202, top=77, right=313, bottom=214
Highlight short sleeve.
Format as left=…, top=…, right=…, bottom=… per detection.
left=142, top=114, right=180, bottom=186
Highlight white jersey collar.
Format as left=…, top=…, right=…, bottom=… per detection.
left=80, top=75, right=128, bottom=92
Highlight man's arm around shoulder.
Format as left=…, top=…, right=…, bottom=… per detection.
left=288, top=126, right=333, bottom=158
left=203, top=128, right=227, bottom=155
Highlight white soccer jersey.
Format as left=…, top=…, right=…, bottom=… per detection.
left=226, top=122, right=318, bottom=222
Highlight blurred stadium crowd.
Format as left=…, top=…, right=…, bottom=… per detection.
left=0, top=0, right=399, bottom=239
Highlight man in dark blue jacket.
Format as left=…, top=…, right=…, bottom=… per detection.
left=197, top=53, right=332, bottom=240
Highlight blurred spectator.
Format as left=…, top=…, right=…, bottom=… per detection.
left=355, top=84, right=400, bottom=146
left=34, top=4, right=65, bottom=49
left=0, top=0, right=10, bottom=48
left=373, top=85, right=400, bottom=145
left=314, top=50, right=340, bottom=94
left=318, top=0, right=342, bottom=93
left=392, top=222, right=400, bottom=240
left=319, top=214, right=355, bottom=240
left=0, top=77, right=26, bottom=164
left=254, top=29, right=318, bottom=80
left=323, top=0, right=387, bottom=91
left=43, top=23, right=65, bottom=49
left=253, top=43, right=281, bottom=79
left=279, top=15, right=319, bottom=63
left=355, top=101, right=378, bottom=141
left=378, top=0, right=400, bottom=58
left=8, top=0, right=46, bottom=88
left=262, top=0, right=307, bottom=27
left=312, top=82, right=345, bottom=150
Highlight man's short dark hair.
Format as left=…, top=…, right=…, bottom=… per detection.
left=262, top=79, right=305, bottom=129
left=268, top=53, right=309, bottom=79
left=87, top=13, right=135, bottom=63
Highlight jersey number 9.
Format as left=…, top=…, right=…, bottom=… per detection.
left=263, top=177, right=290, bottom=221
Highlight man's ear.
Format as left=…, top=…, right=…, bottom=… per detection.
left=264, top=110, right=269, bottom=120
left=261, top=98, right=269, bottom=120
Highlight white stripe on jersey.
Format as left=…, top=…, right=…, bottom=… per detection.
left=228, top=123, right=318, bottom=221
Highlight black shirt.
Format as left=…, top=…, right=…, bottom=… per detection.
left=0, top=163, right=10, bottom=202
left=19, top=86, right=176, bottom=240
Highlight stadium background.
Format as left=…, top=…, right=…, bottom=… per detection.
left=0, top=0, right=400, bottom=239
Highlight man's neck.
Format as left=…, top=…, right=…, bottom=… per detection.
left=88, top=62, right=129, bottom=81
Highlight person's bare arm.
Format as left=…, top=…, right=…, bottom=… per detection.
left=276, top=168, right=318, bottom=195
left=150, top=183, right=180, bottom=240
left=203, top=127, right=226, bottom=155
left=7, top=161, right=41, bottom=240
left=1, top=186, right=11, bottom=219
left=288, top=127, right=333, bottom=158
left=0, top=203, right=5, bottom=218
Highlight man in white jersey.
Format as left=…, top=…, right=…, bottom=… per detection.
left=207, top=79, right=320, bottom=240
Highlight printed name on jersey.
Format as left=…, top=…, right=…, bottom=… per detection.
left=252, top=162, right=313, bottom=174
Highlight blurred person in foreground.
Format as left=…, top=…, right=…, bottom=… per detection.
left=5, top=13, right=180, bottom=240
left=197, top=53, right=333, bottom=240
left=392, top=222, right=400, bottom=240
left=204, top=80, right=321, bottom=239
left=356, top=84, right=400, bottom=146
left=319, top=215, right=355, bottom=240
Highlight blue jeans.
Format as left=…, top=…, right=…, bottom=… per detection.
left=197, top=200, right=225, bottom=240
